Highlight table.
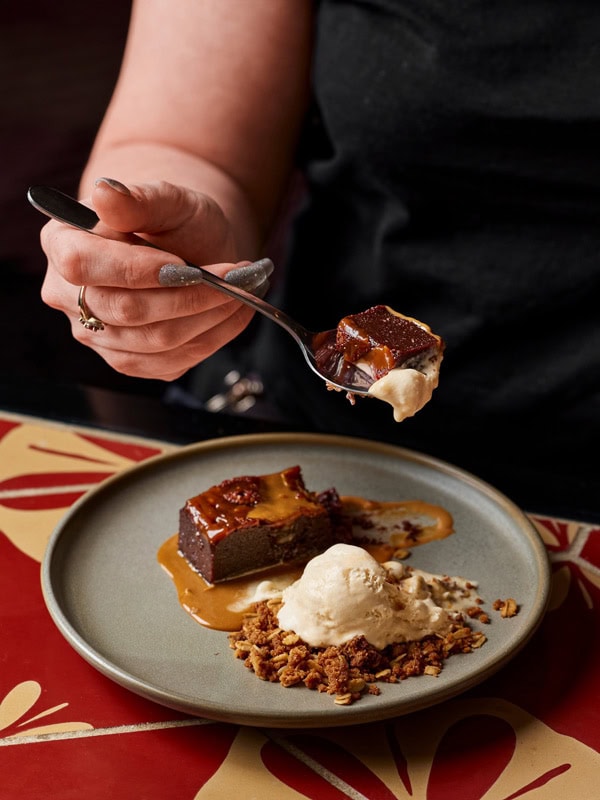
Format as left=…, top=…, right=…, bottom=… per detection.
left=1, top=400, right=599, bottom=799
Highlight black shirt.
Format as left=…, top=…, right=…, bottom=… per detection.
left=228, top=0, right=600, bottom=513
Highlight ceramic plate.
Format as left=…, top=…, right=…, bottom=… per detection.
left=42, top=432, right=550, bottom=728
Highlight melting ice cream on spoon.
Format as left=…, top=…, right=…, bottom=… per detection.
left=316, top=304, right=444, bottom=421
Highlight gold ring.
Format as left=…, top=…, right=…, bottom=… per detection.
left=78, top=286, right=105, bottom=332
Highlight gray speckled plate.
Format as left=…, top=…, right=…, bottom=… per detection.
left=41, top=432, right=550, bottom=728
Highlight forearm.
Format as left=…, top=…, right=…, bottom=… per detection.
left=79, top=0, right=314, bottom=261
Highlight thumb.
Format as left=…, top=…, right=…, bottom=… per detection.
left=91, top=177, right=235, bottom=263
left=92, top=178, right=239, bottom=263
left=91, top=177, right=193, bottom=234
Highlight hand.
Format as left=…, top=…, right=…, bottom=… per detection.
left=40, top=178, right=268, bottom=381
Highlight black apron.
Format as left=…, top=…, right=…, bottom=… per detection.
left=196, top=0, right=600, bottom=512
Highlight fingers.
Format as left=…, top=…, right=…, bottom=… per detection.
left=42, top=252, right=273, bottom=324
left=223, top=258, right=274, bottom=297
left=40, top=176, right=241, bottom=289
left=41, top=220, right=180, bottom=289
left=40, top=252, right=272, bottom=381
left=91, top=177, right=236, bottom=264
left=92, top=177, right=190, bottom=233
left=40, top=216, right=245, bottom=292
left=42, top=267, right=246, bottom=328
left=92, top=177, right=189, bottom=234
left=158, top=257, right=274, bottom=296
left=70, top=301, right=256, bottom=382
left=38, top=176, right=269, bottom=381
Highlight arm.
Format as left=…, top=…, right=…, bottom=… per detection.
left=82, top=0, right=314, bottom=256
left=40, top=0, right=314, bottom=380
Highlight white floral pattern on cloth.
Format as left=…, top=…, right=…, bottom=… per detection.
left=531, top=516, right=600, bottom=607
left=1, top=414, right=599, bottom=798
left=194, top=698, right=600, bottom=799
left=0, top=418, right=167, bottom=561
left=0, top=681, right=93, bottom=739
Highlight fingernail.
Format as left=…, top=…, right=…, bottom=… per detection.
left=94, top=177, right=131, bottom=196
left=250, top=278, right=269, bottom=298
left=254, top=258, right=274, bottom=277
left=224, top=258, right=274, bottom=290
left=158, top=263, right=203, bottom=286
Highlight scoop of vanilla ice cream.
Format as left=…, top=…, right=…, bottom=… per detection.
left=276, top=543, right=452, bottom=649
left=367, top=354, right=442, bottom=423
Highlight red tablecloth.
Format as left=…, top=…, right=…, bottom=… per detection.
left=1, top=412, right=598, bottom=799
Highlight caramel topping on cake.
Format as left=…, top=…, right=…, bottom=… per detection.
left=184, top=465, right=323, bottom=543
left=178, top=466, right=350, bottom=583
left=336, top=305, right=441, bottom=379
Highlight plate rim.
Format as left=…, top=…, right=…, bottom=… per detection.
left=41, top=431, right=552, bottom=728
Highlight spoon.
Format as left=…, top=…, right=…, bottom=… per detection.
left=27, top=185, right=373, bottom=396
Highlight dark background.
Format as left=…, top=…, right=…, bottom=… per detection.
left=2, top=5, right=597, bottom=523
left=1, top=2, right=165, bottom=396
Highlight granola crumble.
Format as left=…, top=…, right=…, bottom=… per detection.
left=493, top=598, right=519, bottom=618
left=465, top=605, right=491, bottom=624
left=228, top=598, right=488, bottom=705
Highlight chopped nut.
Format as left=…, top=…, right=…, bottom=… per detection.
left=502, top=598, right=518, bottom=617
left=424, top=665, right=441, bottom=676
left=347, top=678, right=366, bottom=693
left=465, top=606, right=491, bottom=624
left=334, top=693, right=353, bottom=705
left=493, top=598, right=519, bottom=618
left=450, top=627, right=471, bottom=640
left=375, top=668, right=391, bottom=678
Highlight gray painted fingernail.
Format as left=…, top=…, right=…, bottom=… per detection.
left=251, top=278, right=269, bottom=298
left=224, top=258, right=274, bottom=291
left=94, top=177, right=131, bottom=195
left=158, top=263, right=203, bottom=286
left=254, top=258, right=274, bottom=277
left=159, top=257, right=274, bottom=291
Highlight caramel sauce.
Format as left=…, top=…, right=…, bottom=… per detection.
left=336, top=305, right=441, bottom=376
left=157, top=535, right=303, bottom=631
left=340, top=497, right=454, bottom=546
left=246, top=471, right=319, bottom=522
left=158, top=496, right=452, bottom=633
left=185, top=466, right=321, bottom=542
left=157, top=535, right=394, bottom=632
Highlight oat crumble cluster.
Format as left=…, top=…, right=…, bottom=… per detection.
left=228, top=598, right=489, bottom=706
left=493, top=597, right=519, bottom=618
